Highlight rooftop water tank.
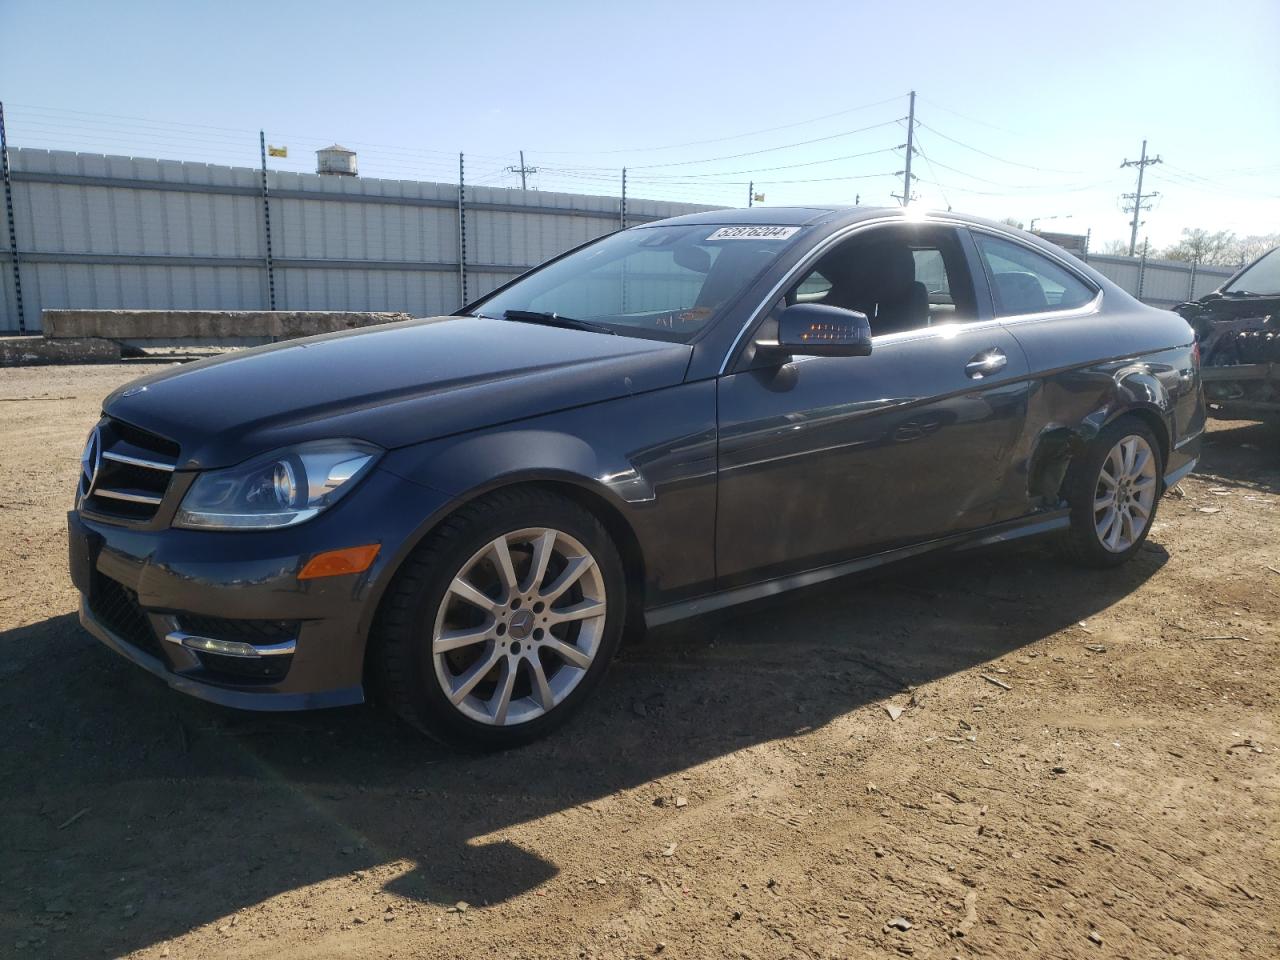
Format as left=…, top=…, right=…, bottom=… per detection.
left=316, top=144, right=357, bottom=177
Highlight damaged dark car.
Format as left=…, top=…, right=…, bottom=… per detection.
left=70, top=207, right=1205, bottom=748
left=1175, top=245, right=1280, bottom=423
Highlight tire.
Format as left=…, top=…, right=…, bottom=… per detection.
left=371, top=488, right=626, bottom=750
left=1060, top=416, right=1164, bottom=568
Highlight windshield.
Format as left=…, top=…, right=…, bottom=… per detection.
left=471, top=224, right=805, bottom=342
left=1224, top=247, right=1280, bottom=296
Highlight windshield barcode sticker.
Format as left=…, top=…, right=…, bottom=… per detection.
left=706, top=226, right=800, bottom=241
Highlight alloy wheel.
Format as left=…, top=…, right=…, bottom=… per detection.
left=432, top=527, right=607, bottom=725
left=1093, top=434, right=1158, bottom=553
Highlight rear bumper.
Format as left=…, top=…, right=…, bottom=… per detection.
left=69, top=466, right=455, bottom=711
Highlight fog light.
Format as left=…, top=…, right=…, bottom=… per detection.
left=180, top=635, right=262, bottom=658
left=163, top=630, right=297, bottom=659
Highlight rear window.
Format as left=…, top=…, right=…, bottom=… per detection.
left=973, top=233, right=1096, bottom=316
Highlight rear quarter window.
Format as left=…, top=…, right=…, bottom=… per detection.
left=973, top=232, right=1096, bottom=316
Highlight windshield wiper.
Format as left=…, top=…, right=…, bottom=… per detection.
left=499, top=309, right=617, bottom=335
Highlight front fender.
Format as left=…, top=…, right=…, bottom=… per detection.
left=377, top=383, right=720, bottom=606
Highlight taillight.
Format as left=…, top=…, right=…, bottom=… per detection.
left=1191, top=339, right=1201, bottom=369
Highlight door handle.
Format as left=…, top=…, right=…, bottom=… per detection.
left=964, top=347, right=1007, bottom=379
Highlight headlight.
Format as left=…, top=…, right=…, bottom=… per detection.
left=175, top=439, right=381, bottom=530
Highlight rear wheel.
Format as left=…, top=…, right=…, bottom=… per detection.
left=372, top=489, right=625, bottom=749
left=1061, top=416, right=1163, bottom=567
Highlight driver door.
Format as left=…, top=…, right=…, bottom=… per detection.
left=714, top=223, right=1032, bottom=588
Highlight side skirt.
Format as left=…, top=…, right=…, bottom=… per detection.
left=644, top=510, right=1071, bottom=628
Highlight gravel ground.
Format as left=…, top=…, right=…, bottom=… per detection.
left=1, top=362, right=1277, bottom=960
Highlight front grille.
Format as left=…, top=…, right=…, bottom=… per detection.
left=1235, top=328, right=1280, bottom=364
left=89, top=573, right=166, bottom=661
left=80, top=418, right=179, bottom=523
left=194, top=651, right=293, bottom=683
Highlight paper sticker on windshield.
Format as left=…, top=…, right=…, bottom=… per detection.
left=706, top=226, right=800, bottom=241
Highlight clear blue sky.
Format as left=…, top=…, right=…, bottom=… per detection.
left=3, top=0, right=1278, bottom=250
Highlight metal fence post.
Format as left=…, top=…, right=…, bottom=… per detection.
left=258, top=131, right=277, bottom=311
left=620, top=167, right=627, bottom=230
left=457, top=152, right=467, bottom=308
left=0, top=101, right=27, bottom=333
left=1137, top=238, right=1149, bottom=302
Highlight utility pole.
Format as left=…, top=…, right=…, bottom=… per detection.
left=1121, top=139, right=1161, bottom=256
left=748, top=181, right=753, bottom=208
left=505, top=150, right=538, bottom=191
left=0, top=101, right=26, bottom=333
left=892, top=90, right=917, bottom=206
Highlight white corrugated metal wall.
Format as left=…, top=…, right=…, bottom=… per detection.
left=0, top=148, right=716, bottom=332
left=1085, top=254, right=1234, bottom=307
left=0, top=146, right=1246, bottom=332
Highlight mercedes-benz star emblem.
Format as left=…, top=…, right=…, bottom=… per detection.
left=79, top=427, right=102, bottom=503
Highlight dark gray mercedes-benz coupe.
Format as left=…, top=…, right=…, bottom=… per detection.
left=69, top=207, right=1205, bottom=747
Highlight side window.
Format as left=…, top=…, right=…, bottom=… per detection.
left=785, top=225, right=976, bottom=336
left=972, top=233, right=1096, bottom=316
left=794, top=270, right=833, bottom=301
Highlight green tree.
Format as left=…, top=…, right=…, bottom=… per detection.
left=1230, top=233, right=1280, bottom=266
left=1096, top=239, right=1132, bottom=257
left=1160, top=228, right=1238, bottom=266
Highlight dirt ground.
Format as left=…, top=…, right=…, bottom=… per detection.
left=1, top=362, right=1276, bottom=960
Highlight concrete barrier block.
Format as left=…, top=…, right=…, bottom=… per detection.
left=0, top=336, right=122, bottom=366
left=41, top=310, right=417, bottom=340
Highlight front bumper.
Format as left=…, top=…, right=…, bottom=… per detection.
left=1201, top=363, right=1280, bottom=420
left=69, top=466, right=454, bottom=711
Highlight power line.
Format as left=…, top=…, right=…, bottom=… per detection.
left=526, top=94, right=906, bottom=155
left=7, top=102, right=513, bottom=162
left=542, top=146, right=899, bottom=182
left=914, top=95, right=1018, bottom=134
left=911, top=130, right=953, bottom=211
left=915, top=120, right=1087, bottom=174
left=535, top=118, right=904, bottom=171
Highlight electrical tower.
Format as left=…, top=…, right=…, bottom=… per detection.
left=891, top=89, right=918, bottom=206
left=506, top=150, right=539, bottom=191
left=1120, top=139, right=1161, bottom=256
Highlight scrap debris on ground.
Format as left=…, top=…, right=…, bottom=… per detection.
left=1, top=364, right=1276, bottom=959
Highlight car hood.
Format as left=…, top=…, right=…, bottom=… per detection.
left=103, top=316, right=693, bottom=469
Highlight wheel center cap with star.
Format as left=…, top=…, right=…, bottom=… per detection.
left=509, top=608, right=535, bottom=640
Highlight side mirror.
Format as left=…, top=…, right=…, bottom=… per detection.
left=755, top=303, right=873, bottom=362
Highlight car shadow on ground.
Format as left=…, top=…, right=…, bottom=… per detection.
left=1, top=539, right=1168, bottom=958
left=1196, top=420, right=1278, bottom=487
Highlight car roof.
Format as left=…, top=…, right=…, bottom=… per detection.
left=642, top=206, right=859, bottom=227
left=643, top=205, right=1015, bottom=231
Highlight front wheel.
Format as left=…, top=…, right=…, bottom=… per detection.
left=1061, top=417, right=1164, bottom=567
left=372, top=489, right=626, bottom=749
